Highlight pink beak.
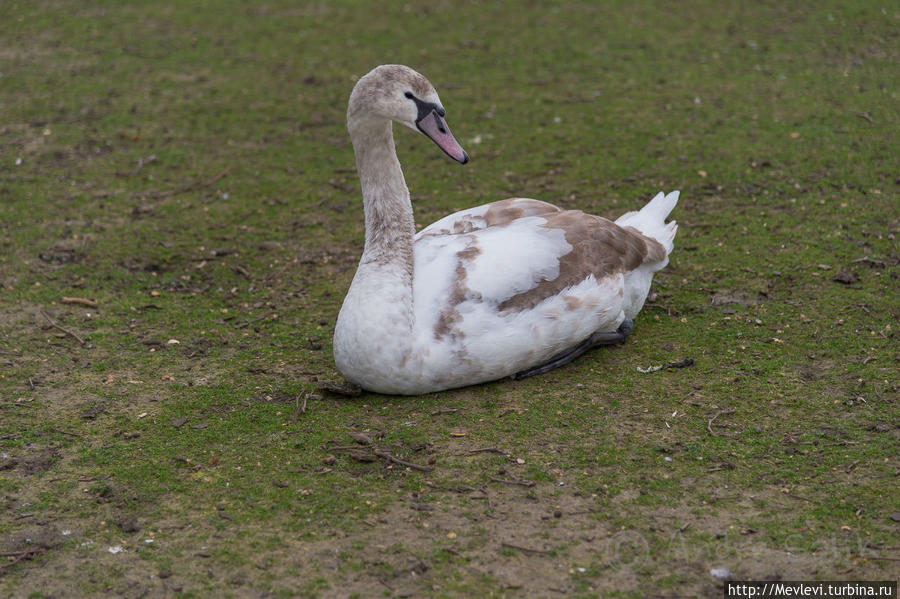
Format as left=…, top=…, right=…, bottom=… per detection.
left=416, top=109, right=469, bottom=164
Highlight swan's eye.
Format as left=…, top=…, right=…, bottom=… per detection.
left=404, top=91, right=414, bottom=99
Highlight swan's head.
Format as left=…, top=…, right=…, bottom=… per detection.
left=348, top=64, right=469, bottom=164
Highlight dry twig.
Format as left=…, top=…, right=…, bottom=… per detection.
left=329, top=445, right=434, bottom=472
left=235, top=312, right=272, bottom=329
left=50, top=427, right=83, bottom=438
left=61, top=297, right=99, bottom=308
left=851, top=256, right=887, bottom=267
left=431, top=408, right=458, bottom=416
left=40, top=310, right=85, bottom=345
left=707, top=409, right=735, bottom=437
left=500, top=541, right=548, bottom=555
left=373, top=450, right=434, bottom=472
left=489, top=476, right=535, bottom=487
left=0, top=548, right=46, bottom=571
left=116, top=154, right=157, bottom=177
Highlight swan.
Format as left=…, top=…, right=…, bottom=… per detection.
left=333, top=64, right=679, bottom=395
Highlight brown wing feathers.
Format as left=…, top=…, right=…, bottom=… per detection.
left=497, top=210, right=664, bottom=313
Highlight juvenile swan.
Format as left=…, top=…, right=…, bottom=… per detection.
left=333, top=65, right=678, bottom=394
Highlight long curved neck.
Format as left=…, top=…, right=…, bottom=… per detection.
left=334, top=114, right=420, bottom=387
left=350, top=117, right=415, bottom=277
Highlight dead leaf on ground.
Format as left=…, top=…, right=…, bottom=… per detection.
left=833, top=271, right=860, bottom=285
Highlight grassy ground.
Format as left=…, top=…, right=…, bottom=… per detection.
left=1, top=1, right=897, bottom=597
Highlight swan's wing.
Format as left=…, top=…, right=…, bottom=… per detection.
left=416, top=197, right=561, bottom=238
left=413, top=208, right=665, bottom=343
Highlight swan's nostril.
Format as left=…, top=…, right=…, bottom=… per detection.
left=433, top=112, right=446, bottom=134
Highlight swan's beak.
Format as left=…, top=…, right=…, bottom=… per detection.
left=416, top=110, right=469, bottom=164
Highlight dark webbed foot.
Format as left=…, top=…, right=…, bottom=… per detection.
left=584, top=317, right=634, bottom=347
left=510, top=318, right=635, bottom=380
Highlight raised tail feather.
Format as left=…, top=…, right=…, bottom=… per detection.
left=614, top=190, right=679, bottom=255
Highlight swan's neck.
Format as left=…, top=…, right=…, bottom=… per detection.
left=350, top=118, right=415, bottom=278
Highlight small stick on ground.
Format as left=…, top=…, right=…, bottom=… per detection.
left=707, top=409, right=735, bottom=437
left=61, top=297, right=99, bottom=308
left=50, top=427, right=83, bottom=438
left=290, top=393, right=309, bottom=424
left=40, top=310, right=85, bottom=345
left=783, top=491, right=812, bottom=502
left=0, top=549, right=45, bottom=557
left=235, top=312, right=272, bottom=329
left=132, top=154, right=157, bottom=175
left=232, top=265, right=251, bottom=279
left=845, top=459, right=860, bottom=473
left=489, top=476, right=535, bottom=487
left=424, top=481, right=477, bottom=494
left=0, top=548, right=46, bottom=570
left=500, top=541, right=548, bottom=555
left=852, top=256, right=887, bottom=267
left=374, top=450, right=434, bottom=472
left=431, top=408, right=458, bottom=416
left=117, top=154, right=157, bottom=177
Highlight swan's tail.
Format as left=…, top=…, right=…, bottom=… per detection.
left=615, top=190, right=679, bottom=255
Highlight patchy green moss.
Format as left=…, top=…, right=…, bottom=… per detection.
left=1, top=1, right=897, bottom=597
